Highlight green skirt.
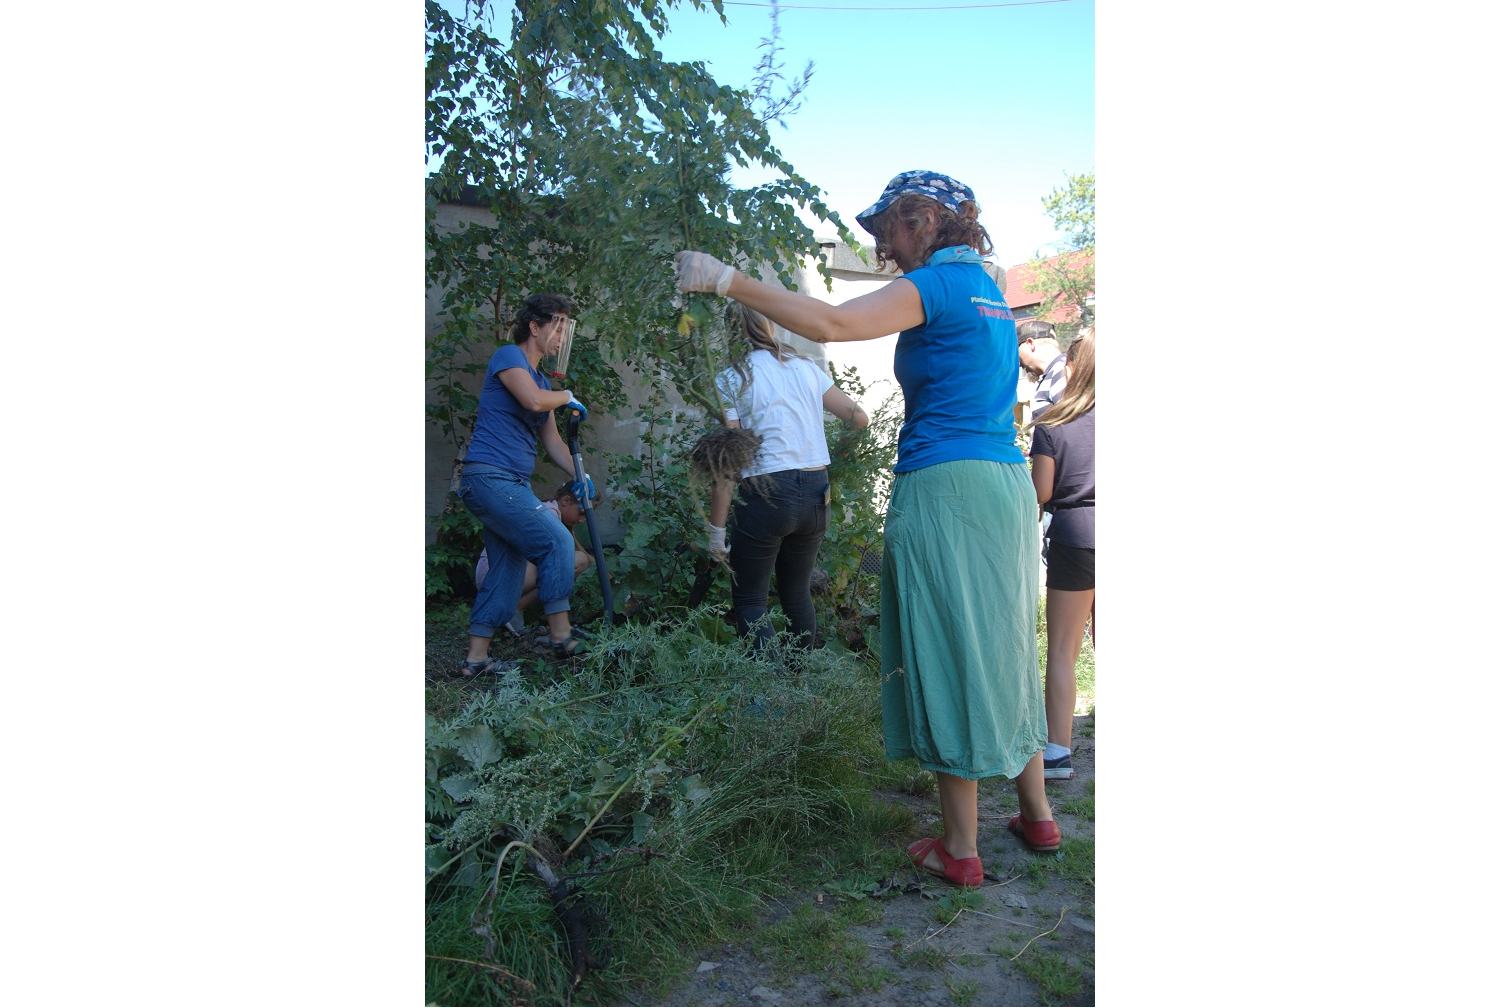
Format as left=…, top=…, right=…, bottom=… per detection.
left=880, top=459, right=1045, bottom=780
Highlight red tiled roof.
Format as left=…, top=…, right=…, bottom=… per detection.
left=1000, top=249, right=1094, bottom=324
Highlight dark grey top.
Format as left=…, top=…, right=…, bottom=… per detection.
left=1029, top=406, right=1094, bottom=549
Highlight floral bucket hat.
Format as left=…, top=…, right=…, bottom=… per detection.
left=855, top=170, right=976, bottom=236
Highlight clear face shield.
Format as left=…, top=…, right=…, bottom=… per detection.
left=540, top=317, right=578, bottom=379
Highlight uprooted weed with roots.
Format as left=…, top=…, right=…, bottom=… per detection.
left=688, top=424, right=763, bottom=487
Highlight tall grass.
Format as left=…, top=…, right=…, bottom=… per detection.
left=424, top=613, right=915, bottom=1006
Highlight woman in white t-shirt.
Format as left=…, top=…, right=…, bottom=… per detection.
left=705, top=307, right=869, bottom=652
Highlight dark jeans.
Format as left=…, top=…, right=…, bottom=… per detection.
left=729, top=468, right=829, bottom=651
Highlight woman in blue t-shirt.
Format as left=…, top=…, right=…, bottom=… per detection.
left=675, top=170, right=1058, bottom=886
left=456, top=293, right=593, bottom=676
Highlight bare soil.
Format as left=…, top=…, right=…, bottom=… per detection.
left=648, top=716, right=1095, bottom=1008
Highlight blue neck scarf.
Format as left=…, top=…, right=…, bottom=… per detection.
left=925, top=245, right=986, bottom=266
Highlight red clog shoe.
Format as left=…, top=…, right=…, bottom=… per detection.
left=907, top=837, right=984, bottom=887
left=1007, top=813, right=1062, bottom=852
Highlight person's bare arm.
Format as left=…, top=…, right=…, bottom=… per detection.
left=822, top=385, right=869, bottom=430
left=539, top=416, right=576, bottom=478
left=499, top=367, right=575, bottom=413
left=723, top=270, right=924, bottom=344
left=1030, top=454, right=1056, bottom=505
left=710, top=480, right=733, bottom=529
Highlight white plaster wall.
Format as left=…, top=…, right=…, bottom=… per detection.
left=797, top=265, right=904, bottom=417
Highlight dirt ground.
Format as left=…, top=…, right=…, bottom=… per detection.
left=649, top=714, right=1095, bottom=1008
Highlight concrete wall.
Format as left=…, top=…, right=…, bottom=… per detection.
left=425, top=203, right=498, bottom=538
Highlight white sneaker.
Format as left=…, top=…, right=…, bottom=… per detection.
left=504, top=610, right=527, bottom=635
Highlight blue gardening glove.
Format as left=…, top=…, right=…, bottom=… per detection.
left=563, top=397, right=587, bottom=422
left=571, top=475, right=595, bottom=503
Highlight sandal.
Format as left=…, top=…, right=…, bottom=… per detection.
left=1007, top=813, right=1062, bottom=852
left=454, top=657, right=512, bottom=679
left=534, top=634, right=585, bottom=656
left=533, top=626, right=588, bottom=644
left=907, top=836, right=983, bottom=887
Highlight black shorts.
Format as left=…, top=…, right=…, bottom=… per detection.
left=1045, top=541, right=1095, bottom=591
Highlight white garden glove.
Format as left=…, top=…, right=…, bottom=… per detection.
left=675, top=250, right=736, bottom=296
left=706, top=523, right=729, bottom=561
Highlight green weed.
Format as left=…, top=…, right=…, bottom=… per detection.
left=946, top=974, right=981, bottom=1005
left=932, top=887, right=986, bottom=923
left=899, top=769, right=937, bottom=798
left=1058, top=781, right=1095, bottom=819
left=1014, top=856, right=1049, bottom=890
left=753, top=901, right=869, bottom=986
left=833, top=962, right=899, bottom=993
left=1015, top=949, right=1085, bottom=1006
left=1054, top=835, right=1095, bottom=887
left=835, top=897, right=885, bottom=926
left=896, top=943, right=952, bottom=971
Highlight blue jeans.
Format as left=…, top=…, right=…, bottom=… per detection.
left=729, top=468, right=830, bottom=651
left=459, top=463, right=577, bottom=638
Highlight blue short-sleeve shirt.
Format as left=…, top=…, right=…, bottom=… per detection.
left=893, top=259, right=1024, bottom=472
left=464, top=343, right=551, bottom=476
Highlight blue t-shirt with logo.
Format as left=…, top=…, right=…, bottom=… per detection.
left=464, top=343, right=551, bottom=476
left=893, top=254, right=1023, bottom=472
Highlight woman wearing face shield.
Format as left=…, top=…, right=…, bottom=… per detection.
left=455, top=293, right=594, bottom=676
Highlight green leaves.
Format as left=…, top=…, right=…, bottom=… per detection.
left=677, top=772, right=712, bottom=805
left=1041, top=170, right=1095, bottom=251
left=630, top=810, right=655, bottom=843
left=440, top=774, right=480, bottom=801
left=455, top=724, right=502, bottom=768
left=1024, top=171, right=1095, bottom=328
left=424, top=1, right=856, bottom=539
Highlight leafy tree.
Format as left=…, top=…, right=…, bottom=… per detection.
left=1021, top=170, right=1095, bottom=331
left=1042, top=169, right=1094, bottom=251
left=424, top=0, right=862, bottom=598
left=426, top=0, right=858, bottom=431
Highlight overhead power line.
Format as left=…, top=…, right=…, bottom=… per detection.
left=719, top=1, right=1081, bottom=10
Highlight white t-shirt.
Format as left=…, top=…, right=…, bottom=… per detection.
left=716, top=350, right=835, bottom=479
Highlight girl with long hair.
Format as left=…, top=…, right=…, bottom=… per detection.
left=704, top=305, right=868, bottom=652
left=1027, top=329, right=1096, bottom=778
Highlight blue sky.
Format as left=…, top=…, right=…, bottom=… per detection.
left=655, top=0, right=1095, bottom=267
